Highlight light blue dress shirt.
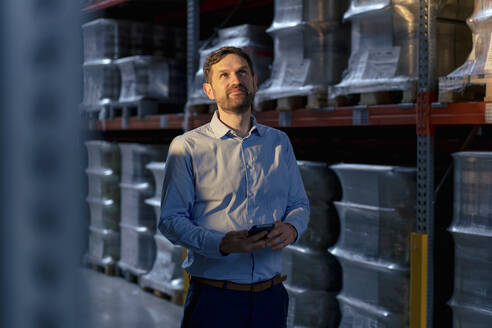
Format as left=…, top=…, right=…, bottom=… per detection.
left=159, top=111, right=309, bottom=283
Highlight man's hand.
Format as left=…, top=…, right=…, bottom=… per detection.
left=266, top=221, right=298, bottom=250
left=219, top=230, right=268, bottom=255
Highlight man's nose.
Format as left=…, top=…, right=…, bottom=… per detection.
left=229, top=72, right=241, bottom=85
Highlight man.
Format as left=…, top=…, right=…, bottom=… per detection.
left=159, top=46, right=309, bottom=328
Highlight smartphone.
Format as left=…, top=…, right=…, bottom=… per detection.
left=248, top=223, right=274, bottom=238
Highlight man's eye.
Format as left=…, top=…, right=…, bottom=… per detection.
left=220, top=73, right=228, bottom=78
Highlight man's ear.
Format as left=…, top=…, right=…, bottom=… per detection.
left=253, top=74, right=258, bottom=92
left=203, top=82, right=215, bottom=100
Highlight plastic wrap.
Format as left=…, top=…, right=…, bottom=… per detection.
left=187, top=24, right=273, bottom=107
left=451, top=152, right=492, bottom=233
left=334, top=253, right=410, bottom=326
left=87, top=226, right=121, bottom=264
left=116, top=56, right=186, bottom=103
left=449, top=151, right=492, bottom=326
left=118, top=143, right=168, bottom=184
left=120, top=182, right=155, bottom=230
left=82, top=62, right=121, bottom=107
left=86, top=197, right=120, bottom=231
left=85, top=140, right=121, bottom=172
left=297, top=161, right=341, bottom=203
left=85, top=141, right=121, bottom=268
left=296, top=205, right=339, bottom=250
left=333, top=201, right=415, bottom=267
left=118, top=223, right=156, bottom=275
left=86, top=168, right=121, bottom=201
left=146, top=162, right=166, bottom=199
left=450, top=231, right=492, bottom=312
left=139, top=234, right=184, bottom=297
left=282, top=245, right=341, bottom=291
left=82, top=19, right=132, bottom=63
left=285, top=284, right=340, bottom=328
left=450, top=301, right=492, bottom=328
left=82, top=19, right=185, bottom=63
left=330, top=164, right=416, bottom=208
left=440, top=1, right=492, bottom=93
left=330, top=0, right=473, bottom=98
left=255, top=0, right=350, bottom=104
left=337, top=294, right=406, bottom=328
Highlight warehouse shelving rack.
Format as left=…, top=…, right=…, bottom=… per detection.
left=83, top=0, right=492, bottom=327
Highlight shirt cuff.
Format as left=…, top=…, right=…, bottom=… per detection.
left=283, top=218, right=304, bottom=245
left=204, top=230, right=227, bottom=259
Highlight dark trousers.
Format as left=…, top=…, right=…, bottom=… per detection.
left=181, top=279, right=289, bottom=328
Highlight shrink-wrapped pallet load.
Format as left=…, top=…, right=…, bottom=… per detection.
left=330, top=164, right=416, bottom=327
left=81, top=18, right=186, bottom=116
left=187, top=24, right=273, bottom=111
left=115, top=56, right=186, bottom=103
left=449, top=152, right=492, bottom=327
left=330, top=0, right=474, bottom=104
left=255, top=0, right=350, bottom=109
left=117, top=144, right=168, bottom=278
left=439, top=1, right=492, bottom=102
left=140, top=162, right=185, bottom=301
left=284, top=161, right=341, bottom=328
left=84, top=141, right=121, bottom=272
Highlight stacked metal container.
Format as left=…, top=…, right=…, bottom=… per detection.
left=117, top=144, right=168, bottom=279
left=283, top=161, right=341, bottom=328
left=140, top=162, right=185, bottom=299
left=329, top=164, right=417, bottom=327
left=254, top=0, right=350, bottom=106
left=187, top=24, right=273, bottom=110
left=85, top=141, right=121, bottom=271
left=439, top=1, right=492, bottom=98
left=330, top=0, right=474, bottom=101
left=449, top=152, right=492, bottom=327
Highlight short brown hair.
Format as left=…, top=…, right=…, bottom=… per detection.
left=203, top=46, right=255, bottom=83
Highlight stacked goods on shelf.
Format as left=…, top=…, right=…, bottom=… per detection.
left=84, top=141, right=121, bottom=273
left=187, top=24, right=273, bottom=112
left=439, top=0, right=492, bottom=102
left=117, top=144, right=168, bottom=280
left=81, top=18, right=186, bottom=116
left=330, top=0, right=474, bottom=105
left=283, top=161, right=342, bottom=328
left=140, top=162, right=185, bottom=301
left=254, top=0, right=350, bottom=110
left=115, top=56, right=186, bottom=104
left=329, top=164, right=417, bottom=327
left=449, top=152, right=492, bottom=326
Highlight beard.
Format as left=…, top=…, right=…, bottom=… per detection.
left=215, top=86, right=255, bottom=114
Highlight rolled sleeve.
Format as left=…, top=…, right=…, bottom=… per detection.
left=158, top=136, right=226, bottom=259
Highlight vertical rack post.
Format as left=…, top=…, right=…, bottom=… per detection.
left=415, top=0, right=437, bottom=327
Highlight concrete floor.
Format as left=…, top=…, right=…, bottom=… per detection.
left=83, top=269, right=183, bottom=328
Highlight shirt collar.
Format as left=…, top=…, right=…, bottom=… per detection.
left=210, top=111, right=263, bottom=139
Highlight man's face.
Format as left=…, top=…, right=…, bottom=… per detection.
left=203, top=54, right=257, bottom=114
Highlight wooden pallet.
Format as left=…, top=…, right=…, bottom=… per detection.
left=438, top=75, right=486, bottom=103
left=255, top=95, right=307, bottom=112
left=328, top=89, right=416, bottom=107
left=140, top=286, right=186, bottom=306
left=90, top=262, right=117, bottom=276
left=108, top=99, right=183, bottom=119
left=119, top=268, right=140, bottom=284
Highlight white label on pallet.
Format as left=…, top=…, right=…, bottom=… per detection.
left=486, top=103, right=492, bottom=123
left=363, top=47, right=400, bottom=79
left=484, top=36, right=492, bottom=71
